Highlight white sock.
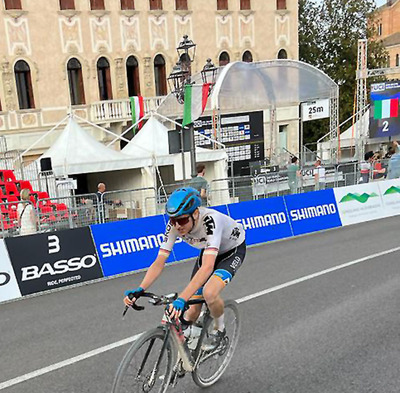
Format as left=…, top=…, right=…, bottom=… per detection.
left=214, top=314, right=225, bottom=331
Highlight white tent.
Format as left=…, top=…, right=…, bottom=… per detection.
left=39, top=117, right=144, bottom=176
left=122, top=116, right=228, bottom=165
left=122, top=116, right=230, bottom=204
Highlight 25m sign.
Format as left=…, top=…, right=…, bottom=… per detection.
left=301, top=99, right=330, bottom=122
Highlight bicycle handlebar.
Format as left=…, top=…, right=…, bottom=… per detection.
left=123, top=291, right=206, bottom=324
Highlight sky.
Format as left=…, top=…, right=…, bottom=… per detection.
left=375, top=0, right=386, bottom=7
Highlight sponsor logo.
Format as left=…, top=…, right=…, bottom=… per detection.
left=99, top=234, right=183, bottom=258
left=48, top=235, right=60, bottom=254
left=371, top=83, right=385, bottom=92
left=203, top=216, right=215, bottom=235
left=383, top=186, right=400, bottom=195
left=230, top=227, right=241, bottom=240
left=339, top=192, right=379, bottom=203
left=21, top=255, right=97, bottom=281
left=290, top=204, right=337, bottom=221
left=230, top=256, right=242, bottom=271
left=0, top=271, right=11, bottom=286
left=236, top=212, right=286, bottom=230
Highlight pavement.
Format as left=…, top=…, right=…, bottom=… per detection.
left=1, top=215, right=400, bottom=392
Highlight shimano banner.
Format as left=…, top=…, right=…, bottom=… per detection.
left=5, top=228, right=103, bottom=296
left=227, top=197, right=293, bottom=245
left=284, top=189, right=342, bottom=236
left=91, top=215, right=199, bottom=277
left=0, top=239, right=21, bottom=303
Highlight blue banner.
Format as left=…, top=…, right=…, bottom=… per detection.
left=284, top=189, right=342, bottom=236
left=227, top=197, right=293, bottom=245
left=91, top=215, right=168, bottom=277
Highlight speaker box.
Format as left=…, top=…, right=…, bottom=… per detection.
left=40, top=157, right=52, bottom=172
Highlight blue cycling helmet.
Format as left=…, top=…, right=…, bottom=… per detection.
left=166, top=187, right=201, bottom=217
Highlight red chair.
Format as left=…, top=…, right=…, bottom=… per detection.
left=19, top=180, right=34, bottom=192
left=56, top=203, right=69, bottom=220
left=40, top=205, right=56, bottom=223
left=2, top=170, right=16, bottom=183
left=37, top=191, right=52, bottom=208
left=0, top=213, right=14, bottom=231
left=5, top=182, right=20, bottom=197
left=7, top=195, right=19, bottom=209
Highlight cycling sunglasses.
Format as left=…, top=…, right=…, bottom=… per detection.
left=170, top=216, right=191, bottom=226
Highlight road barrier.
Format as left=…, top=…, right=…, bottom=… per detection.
left=1, top=178, right=400, bottom=303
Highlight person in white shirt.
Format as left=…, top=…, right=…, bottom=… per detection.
left=313, top=159, right=326, bottom=190
left=17, top=188, right=37, bottom=236
left=124, top=187, right=246, bottom=350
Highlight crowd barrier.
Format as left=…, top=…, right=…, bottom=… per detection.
left=1, top=178, right=400, bottom=304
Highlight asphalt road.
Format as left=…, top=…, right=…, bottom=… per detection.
left=1, top=215, right=400, bottom=393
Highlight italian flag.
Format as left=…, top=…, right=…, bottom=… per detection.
left=182, top=84, right=211, bottom=127
left=129, top=96, right=144, bottom=134
left=374, top=98, right=399, bottom=120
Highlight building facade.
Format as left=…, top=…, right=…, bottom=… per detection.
left=376, top=0, right=400, bottom=70
left=0, top=0, right=299, bottom=158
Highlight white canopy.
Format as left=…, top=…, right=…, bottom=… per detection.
left=39, top=117, right=142, bottom=176
left=122, top=116, right=228, bottom=165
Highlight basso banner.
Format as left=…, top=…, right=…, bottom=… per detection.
left=284, top=189, right=342, bottom=236
left=0, top=239, right=21, bottom=303
left=333, top=182, right=385, bottom=226
left=227, top=197, right=293, bottom=245
left=5, top=227, right=103, bottom=296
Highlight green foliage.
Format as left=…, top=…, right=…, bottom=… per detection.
left=298, top=0, right=388, bottom=144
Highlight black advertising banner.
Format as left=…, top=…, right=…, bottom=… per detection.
left=5, top=227, right=103, bottom=296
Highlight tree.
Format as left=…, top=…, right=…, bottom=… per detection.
left=298, top=0, right=388, bottom=144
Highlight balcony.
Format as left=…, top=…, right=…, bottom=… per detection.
left=0, top=96, right=167, bottom=133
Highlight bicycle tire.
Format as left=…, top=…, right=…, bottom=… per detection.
left=112, top=327, right=176, bottom=393
left=192, top=299, right=241, bottom=388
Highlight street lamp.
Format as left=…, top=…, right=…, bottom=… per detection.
left=168, top=36, right=217, bottom=179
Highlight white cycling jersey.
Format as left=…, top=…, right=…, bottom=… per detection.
left=160, top=207, right=245, bottom=254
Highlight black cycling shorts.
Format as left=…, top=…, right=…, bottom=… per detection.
left=190, top=241, right=246, bottom=297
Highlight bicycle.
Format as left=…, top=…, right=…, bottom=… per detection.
left=112, top=291, right=241, bottom=392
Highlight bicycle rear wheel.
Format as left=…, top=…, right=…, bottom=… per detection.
left=112, top=327, right=176, bottom=393
left=192, top=300, right=241, bottom=388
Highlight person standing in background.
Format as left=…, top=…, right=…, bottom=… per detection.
left=313, top=159, right=326, bottom=190
left=287, top=157, right=302, bottom=194
left=189, top=164, right=208, bottom=206
left=17, top=188, right=37, bottom=236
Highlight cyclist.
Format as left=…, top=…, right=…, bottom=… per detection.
left=124, top=187, right=246, bottom=349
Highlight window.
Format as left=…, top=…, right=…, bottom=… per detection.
left=240, top=0, right=250, bottom=10
left=60, top=0, right=75, bottom=10
left=121, top=0, right=135, bottom=9
left=175, top=0, right=187, bottom=10
left=14, top=60, right=35, bottom=109
left=378, top=23, right=383, bottom=36
left=217, top=0, right=228, bottom=10
left=97, top=57, right=112, bottom=100
left=149, top=0, right=162, bottom=10
left=219, top=51, right=230, bottom=66
left=276, top=0, right=286, bottom=10
left=67, top=58, right=85, bottom=105
left=0, top=100, right=2, bottom=112
left=4, top=0, right=22, bottom=10
left=387, top=55, right=391, bottom=67
left=242, top=50, right=253, bottom=62
left=154, top=55, right=167, bottom=96
left=90, top=0, right=105, bottom=10
left=126, top=56, right=140, bottom=96
left=396, top=54, right=400, bottom=67
left=278, top=49, right=287, bottom=59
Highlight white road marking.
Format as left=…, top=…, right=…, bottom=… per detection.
left=1, top=245, right=400, bottom=390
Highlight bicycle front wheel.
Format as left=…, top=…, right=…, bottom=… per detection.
left=192, top=299, right=241, bottom=388
left=112, top=327, right=176, bottom=393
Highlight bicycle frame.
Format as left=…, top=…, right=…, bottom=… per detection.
left=160, top=300, right=209, bottom=373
